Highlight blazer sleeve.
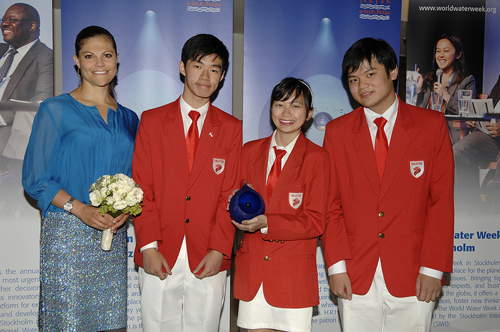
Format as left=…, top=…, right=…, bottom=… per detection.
left=420, top=114, right=455, bottom=272
left=132, top=112, right=163, bottom=249
left=31, top=46, right=54, bottom=102
left=265, top=148, right=329, bottom=241
left=208, top=120, right=242, bottom=258
left=320, top=126, right=352, bottom=267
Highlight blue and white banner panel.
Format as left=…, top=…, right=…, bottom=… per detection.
left=243, top=0, right=401, bottom=146
left=0, top=0, right=53, bottom=330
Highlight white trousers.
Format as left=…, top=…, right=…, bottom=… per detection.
left=138, top=239, right=227, bottom=332
left=338, top=260, right=435, bottom=332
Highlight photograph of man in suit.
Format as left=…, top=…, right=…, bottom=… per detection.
left=321, top=38, right=455, bottom=332
left=0, top=2, right=53, bottom=171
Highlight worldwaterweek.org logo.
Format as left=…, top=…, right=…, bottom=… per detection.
left=359, top=0, right=391, bottom=21
left=187, top=0, right=221, bottom=13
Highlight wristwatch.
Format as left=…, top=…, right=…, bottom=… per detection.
left=63, top=197, right=75, bottom=213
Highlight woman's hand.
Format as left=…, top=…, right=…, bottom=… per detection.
left=433, top=82, right=451, bottom=103
left=232, top=214, right=267, bottom=232
left=417, top=69, right=423, bottom=93
left=72, top=202, right=125, bottom=232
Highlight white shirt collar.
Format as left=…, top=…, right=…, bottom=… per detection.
left=363, top=94, right=398, bottom=127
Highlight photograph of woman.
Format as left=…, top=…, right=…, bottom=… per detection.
left=417, top=33, right=476, bottom=142
left=22, top=26, right=139, bottom=331
left=233, top=77, right=329, bottom=332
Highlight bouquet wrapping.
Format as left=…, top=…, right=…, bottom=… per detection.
left=89, top=173, right=143, bottom=250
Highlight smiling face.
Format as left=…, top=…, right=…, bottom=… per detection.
left=271, top=92, right=313, bottom=145
left=73, top=36, right=118, bottom=89
left=1, top=5, right=36, bottom=48
left=347, top=58, right=397, bottom=115
left=179, top=53, right=225, bottom=109
left=435, top=38, right=460, bottom=73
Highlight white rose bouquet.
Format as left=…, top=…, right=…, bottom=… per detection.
left=89, top=173, right=143, bottom=250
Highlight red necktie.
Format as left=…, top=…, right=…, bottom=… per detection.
left=186, top=111, right=200, bottom=173
left=374, top=117, right=388, bottom=182
left=267, top=146, right=287, bottom=201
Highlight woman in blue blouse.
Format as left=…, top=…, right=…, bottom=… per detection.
left=22, top=26, right=138, bottom=331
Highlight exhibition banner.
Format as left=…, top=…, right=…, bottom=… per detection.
left=407, top=0, right=500, bottom=331
left=1, top=1, right=233, bottom=331
left=0, top=0, right=53, bottom=330
left=244, top=1, right=401, bottom=331
left=243, top=0, right=401, bottom=146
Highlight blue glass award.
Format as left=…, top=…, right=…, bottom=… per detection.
left=229, top=182, right=265, bottom=224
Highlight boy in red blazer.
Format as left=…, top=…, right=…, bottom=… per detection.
left=321, top=38, right=454, bottom=331
left=132, top=34, right=242, bottom=332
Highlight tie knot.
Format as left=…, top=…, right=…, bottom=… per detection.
left=374, top=117, right=387, bottom=129
left=189, top=110, right=200, bottom=122
left=10, top=48, right=18, bottom=56
left=273, top=146, right=287, bottom=160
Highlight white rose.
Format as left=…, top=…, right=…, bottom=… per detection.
left=113, top=191, right=122, bottom=202
left=113, top=200, right=127, bottom=210
left=100, top=187, right=109, bottom=198
left=106, top=196, right=115, bottom=205
left=89, top=191, right=101, bottom=206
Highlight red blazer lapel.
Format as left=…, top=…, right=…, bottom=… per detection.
left=163, top=98, right=190, bottom=184
left=351, top=108, right=381, bottom=194
left=267, top=133, right=306, bottom=212
left=188, top=103, right=220, bottom=187
left=247, top=136, right=271, bottom=203
left=380, top=100, right=414, bottom=200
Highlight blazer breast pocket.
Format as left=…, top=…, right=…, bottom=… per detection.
left=211, top=148, right=228, bottom=176
left=405, top=151, right=431, bottom=180
left=287, top=184, right=305, bottom=210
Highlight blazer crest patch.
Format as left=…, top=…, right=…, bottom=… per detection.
left=213, top=158, right=225, bottom=175
left=289, top=193, right=303, bottom=209
left=410, top=161, right=424, bottom=178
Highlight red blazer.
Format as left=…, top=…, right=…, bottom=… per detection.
left=132, top=98, right=242, bottom=272
left=234, top=133, right=329, bottom=308
left=321, top=99, right=455, bottom=297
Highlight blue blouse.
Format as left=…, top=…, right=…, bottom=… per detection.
left=22, top=93, right=139, bottom=217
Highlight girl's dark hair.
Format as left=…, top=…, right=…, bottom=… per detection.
left=270, top=77, right=313, bottom=133
left=423, top=33, right=466, bottom=91
left=75, top=26, right=118, bottom=99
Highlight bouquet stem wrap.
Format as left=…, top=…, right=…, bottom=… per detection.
left=101, top=229, right=113, bottom=251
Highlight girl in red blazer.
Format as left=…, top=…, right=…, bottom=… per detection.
left=233, top=78, right=330, bottom=332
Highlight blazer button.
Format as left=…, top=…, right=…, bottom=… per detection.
left=269, top=239, right=274, bottom=242
left=264, top=256, right=269, bottom=261
left=379, top=233, right=385, bottom=238
left=186, top=196, right=191, bottom=201
left=185, top=218, right=190, bottom=223
left=280, top=240, right=285, bottom=244
left=378, top=211, right=384, bottom=217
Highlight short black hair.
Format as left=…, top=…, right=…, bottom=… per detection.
left=11, top=3, right=40, bottom=34
left=342, top=37, right=398, bottom=80
left=181, top=34, right=229, bottom=75
left=270, top=77, right=314, bottom=133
